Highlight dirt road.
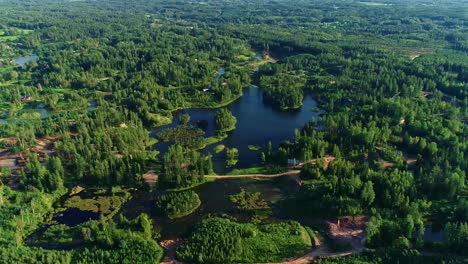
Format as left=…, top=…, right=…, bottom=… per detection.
left=158, top=236, right=363, bottom=264
left=205, top=170, right=301, bottom=179
left=267, top=236, right=363, bottom=264
left=145, top=155, right=336, bottom=185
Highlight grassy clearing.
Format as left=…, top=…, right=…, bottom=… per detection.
left=196, top=134, right=228, bottom=150
left=187, top=93, right=242, bottom=109
left=59, top=188, right=131, bottom=218
left=248, top=145, right=261, bottom=151
left=250, top=54, right=278, bottom=68
left=0, top=35, right=19, bottom=41
left=0, top=28, right=33, bottom=41
left=226, top=165, right=287, bottom=175
left=226, top=148, right=239, bottom=167
left=166, top=178, right=214, bottom=192
left=150, top=113, right=173, bottom=127
left=18, top=112, right=41, bottom=119
left=213, top=144, right=226, bottom=153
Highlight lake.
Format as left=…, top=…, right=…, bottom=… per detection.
left=153, top=85, right=323, bottom=174
left=12, top=54, right=38, bottom=69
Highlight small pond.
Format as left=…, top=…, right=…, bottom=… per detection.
left=52, top=208, right=100, bottom=227
left=0, top=101, right=97, bottom=124
left=12, top=54, right=38, bottom=69
left=422, top=224, right=445, bottom=242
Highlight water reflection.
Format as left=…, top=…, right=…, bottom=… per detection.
left=153, top=85, right=323, bottom=174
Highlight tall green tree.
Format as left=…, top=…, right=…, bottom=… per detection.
left=214, top=108, right=237, bottom=133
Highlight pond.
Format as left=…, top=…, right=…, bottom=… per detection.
left=19, top=103, right=49, bottom=119
left=52, top=208, right=100, bottom=227
left=12, top=54, right=38, bottom=69
left=152, top=85, right=323, bottom=174
left=215, top=67, right=226, bottom=81
left=421, top=223, right=445, bottom=242
left=121, top=177, right=290, bottom=239
left=0, top=101, right=97, bottom=124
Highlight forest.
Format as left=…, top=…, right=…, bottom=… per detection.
left=0, top=0, right=466, bottom=263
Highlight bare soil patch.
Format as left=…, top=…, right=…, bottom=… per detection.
left=143, top=170, right=158, bottom=186
left=159, top=239, right=184, bottom=264
left=327, top=216, right=368, bottom=250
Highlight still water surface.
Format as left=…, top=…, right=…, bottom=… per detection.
left=12, top=54, right=38, bottom=68
left=153, top=85, right=323, bottom=173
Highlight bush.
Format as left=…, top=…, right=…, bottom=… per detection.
left=177, top=218, right=311, bottom=263
left=156, top=191, right=201, bottom=219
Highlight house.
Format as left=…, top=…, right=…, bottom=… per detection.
left=21, top=95, right=32, bottom=102
left=104, top=93, right=114, bottom=100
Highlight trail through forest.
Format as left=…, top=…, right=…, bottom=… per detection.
left=144, top=155, right=336, bottom=185
left=158, top=236, right=364, bottom=264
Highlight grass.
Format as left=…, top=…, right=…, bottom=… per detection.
left=0, top=28, right=33, bottom=41
left=248, top=145, right=261, bottom=151
left=49, top=88, right=67, bottom=93
left=213, top=144, right=226, bottom=153
left=60, top=189, right=131, bottom=218
left=0, top=36, right=19, bottom=41
left=146, top=137, right=159, bottom=147
left=166, top=178, right=216, bottom=192
left=18, top=112, right=41, bottom=119
left=187, top=93, right=242, bottom=109
left=196, top=134, right=228, bottom=150
left=150, top=113, right=173, bottom=127
left=250, top=54, right=278, bottom=68
left=226, top=148, right=239, bottom=167
left=227, top=165, right=287, bottom=175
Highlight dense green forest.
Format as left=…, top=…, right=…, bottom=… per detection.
left=0, top=0, right=466, bottom=263
left=176, top=218, right=312, bottom=263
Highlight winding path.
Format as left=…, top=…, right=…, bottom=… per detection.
left=158, top=236, right=364, bottom=264
left=205, top=170, right=301, bottom=179
left=144, top=155, right=336, bottom=186
left=153, top=155, right=348, bottom=264
left=267, top=236, right=364, bottom=264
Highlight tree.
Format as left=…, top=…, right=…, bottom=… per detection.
left=226, top=148, right=239, bottom=167
left=21, top=153, right=48, bottom=191
left=160, top=145, right=211, bottom=189
left=361, top=181, right=375, bottom=206
left=179, top=114, right=191, bottom=125
left=444, top=222, right=468, bottom=253
left=214, top=108, right=236, bottom=133
left=45, top=157, right=64, bottom=191
left=9, top=71, right=18, bottom=81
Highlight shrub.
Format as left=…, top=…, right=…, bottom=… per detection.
left=156, top=190, right=201, bottom=219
